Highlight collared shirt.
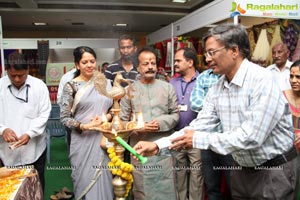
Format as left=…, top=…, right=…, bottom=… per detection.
left=120, top=79, right=179, bottom=146
left=169, top=71, right=199, bottom=130
left=267, top=60, right=293, bottom=91
left=190, top=69, right=220, bottom=112
left=0, top=75, right=51, bottom=166
left=57, top=68, right=76, bottom=106
left=156, top=59, right=294, bottom=167
left=104, top=59, right=139, bottom=86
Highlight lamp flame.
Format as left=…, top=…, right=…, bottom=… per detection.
left=112, top=128, right=117, bottom=136
left=131, top=113, right=136, bottom=122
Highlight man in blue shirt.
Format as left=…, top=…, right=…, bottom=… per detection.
left=169, top=48, right=203, bottom=200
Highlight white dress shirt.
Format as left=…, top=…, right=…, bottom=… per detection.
left=0, top=75, right=51, bottom=166
left=57, top=68, right=76, bottom=105
left=267, top=60, right=293, bottom=91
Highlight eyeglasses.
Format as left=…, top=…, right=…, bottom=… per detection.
left=8, top=84, right=29, bottom=103
left=204, top=46, right=226, bottom=58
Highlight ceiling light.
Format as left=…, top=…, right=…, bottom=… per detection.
left=33, top=22, right=48, bottom=26
left=113, top=23, right=127, bottom=27
left=172, top=0, right=187, bottom=3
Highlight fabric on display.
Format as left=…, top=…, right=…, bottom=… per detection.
left=292, top=36, right=300, bottom=62
left=252, top=29, right=270, bottom=67
left=247, top=28, right=256, bottom=59
left=284, top=23, right=298, bottom=61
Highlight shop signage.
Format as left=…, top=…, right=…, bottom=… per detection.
left=231, top=0, right=299, bottom=18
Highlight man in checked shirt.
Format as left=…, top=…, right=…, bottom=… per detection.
left=133, top=23, right=300, bottom=199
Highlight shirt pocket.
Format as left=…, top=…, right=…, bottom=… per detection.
left=23, top=103, right=38, bottom=119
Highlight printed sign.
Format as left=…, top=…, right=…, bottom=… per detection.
left=46, top=63, right=74, bottom=86
left=230, top=0, right=299, bottom=18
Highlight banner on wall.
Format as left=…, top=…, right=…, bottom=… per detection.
left=231, top=0, right=299, bottom=19
left=46, top=63, right=75, bottom=103
left=46, top=63, right=75, bottom=86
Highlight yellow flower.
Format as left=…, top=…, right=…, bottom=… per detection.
left=115, top=159, right=122, bottom=166
left=120, top=163, right=126, bottom=170
left=116, top=170, right=122, bottom=176
left=109, top=152, right=116, bottom=159
left=107, top=147, right=115, bottom=154
left=111, top=169, right=118, bottom=175
left=121, top=172, right=129, bottom=180
left=111, top=156, right=119, bottom=163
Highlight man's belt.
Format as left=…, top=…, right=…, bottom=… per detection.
left=236, top=146, right=298, bottom=170
left=260, top=146, right=298, bottom=167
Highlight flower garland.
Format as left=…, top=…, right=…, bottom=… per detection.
left=107, top=147, right=134, bottom=197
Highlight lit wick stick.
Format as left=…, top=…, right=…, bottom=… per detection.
left=112, top=129, right=148, bottom=164
left=102, top=113, right=107, bottom=123
left=136, top=111, right=144, bottom=129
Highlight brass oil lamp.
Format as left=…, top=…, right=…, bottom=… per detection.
left=90, top=71, right=147, bottom=200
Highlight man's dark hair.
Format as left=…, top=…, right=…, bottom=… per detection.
left=5, top=52, right=28, bottom=70
left=137, top=46, right=159, bottom=65
left=291, top=59, right=300, bottom=70
left=102, top=62, right=109, bottom=67
left=179, top=47, right=198, bottom=67
left=118, top=34, right=137, bottom=47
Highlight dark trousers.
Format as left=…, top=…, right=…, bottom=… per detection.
left=29, top=149, right=47, bottom=193
left=231, top=156, right=300, bottom=200
left=201, top=150, right=234, bottom=200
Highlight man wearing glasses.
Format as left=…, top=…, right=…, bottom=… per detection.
left=105, top=34, right=138, bottom=86
left=0, top=52, right=51, bottom=192
left=133, top=23, right=299, bottom=199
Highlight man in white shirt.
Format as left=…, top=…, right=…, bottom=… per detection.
left=57, top=67, right=76, bottom=106
left=0, top=52, right=51, bottom=191
left=267, top=42, right=293, bottom=91
left=57, top=68, right=76, bottom=146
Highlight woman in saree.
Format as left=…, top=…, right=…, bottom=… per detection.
left=60, top=46, right=113, bottom=199
left=283, top=59, right=300, bottom=154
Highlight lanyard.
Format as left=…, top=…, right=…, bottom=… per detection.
left=8, top=84, right=29, bottom=103
left=180, top=81, right=191, bottom=104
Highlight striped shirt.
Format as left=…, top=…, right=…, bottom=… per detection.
left=104, top=59, right=139, bottom=86
left=156, top=59, right=295, bottom=167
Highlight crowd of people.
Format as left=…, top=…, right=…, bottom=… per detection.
left=0, top=23, right=300, bottom=200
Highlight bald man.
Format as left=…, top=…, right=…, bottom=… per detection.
left=267, top=42, right=293, bottom=91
